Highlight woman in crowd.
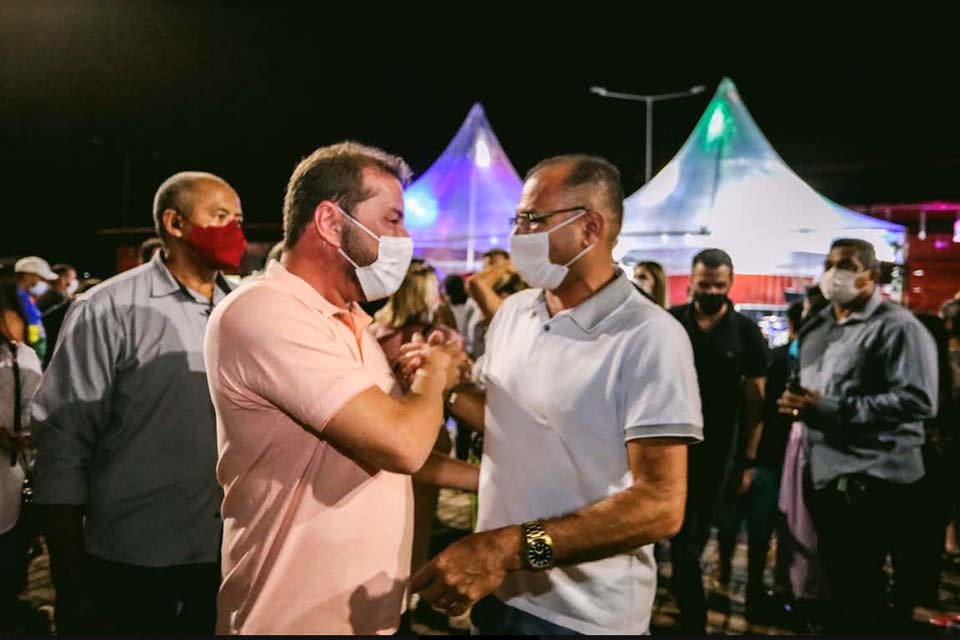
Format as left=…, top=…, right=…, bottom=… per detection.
left=634, top=260, right=668, bottom=308
left=0, top=268, right=45, bottom=633
left=372, top=262, right=463, bottom=618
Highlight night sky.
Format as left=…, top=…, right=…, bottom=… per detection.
left=2, top=1, right=959, bottom=275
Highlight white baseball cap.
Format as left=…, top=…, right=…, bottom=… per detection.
left=15, top=256, right=58, bottom=280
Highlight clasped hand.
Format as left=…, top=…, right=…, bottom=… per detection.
left=397, top=330, right=471, bottom=391
left=777, top=387, right=821, bottom=417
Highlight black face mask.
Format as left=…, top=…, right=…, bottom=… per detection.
left=694, top=292, right=728, bottom=316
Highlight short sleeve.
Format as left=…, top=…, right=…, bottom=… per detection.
left=32, top=297, right=122, bottom=505
left=621, top=313, right=704, bottom=443
left=208, top=288, right=380, bottom=433
left=741, top=316, right=769, bottom=379
left=471, top=354, right=489, bottom=390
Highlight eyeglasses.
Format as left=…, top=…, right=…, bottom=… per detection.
left=508, top=205, right=588, bottom=231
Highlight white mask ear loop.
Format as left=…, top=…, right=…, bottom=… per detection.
left=563, top=242, right=595, bottom=268
left=337, top=205, right=381, bottom=242
left=552, top=209, right=594, bottom=268
left=316, top=204, right=382, bottom=269
left=550, top=209, right=587, bottom=233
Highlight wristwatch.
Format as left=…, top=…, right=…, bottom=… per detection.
left=446, top=390, right=459, bottom=409
left=521, top=520, right=555, bottom=570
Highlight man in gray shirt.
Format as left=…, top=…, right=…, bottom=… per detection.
left=779, top=238, right=938, bottom=634
left=32, top=172, right=247, bottom=634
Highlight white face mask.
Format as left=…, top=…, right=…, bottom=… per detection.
left=819, top=267, right=866, bottom=306
left=509, top=210, right=595, bottom=290
left=67, top=279, right=79, bottom=295
left=333, top=206, right=414, bottom=302
left=29, top=281, right=49, bottom=297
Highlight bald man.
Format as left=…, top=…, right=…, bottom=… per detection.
left=32, top=172, right=247, bottom=634
left=404, top=155, right=703, bottom=634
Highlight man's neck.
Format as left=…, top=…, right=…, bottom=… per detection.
left=544, top=261, right=616, bottom=317
left=282, top=251, right=355, bottom=310
left=164, top=246, right=216, bottom=301
left=832, top=287, right=875, bottom=322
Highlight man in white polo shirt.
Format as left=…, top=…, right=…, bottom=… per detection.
left=405, top=154, right=703, bottom=635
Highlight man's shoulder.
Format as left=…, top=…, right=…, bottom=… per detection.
left=618, top=301, right=690, bottom=354
left=874, top=300, right=932, bottom=344
left=61, top=265, right=156, bottom=325
left=210, top=275, right=307, bottom=330
left=495, top=288, right=541, bottom=318
left=731, top=309, right=766, bottom=338
left=215, top=274, right=275, bottom=309
left=617, top=290, right=679, bottom=327
left=875, top=298, right=918, bottom=325
left=79, top=262, right=156, bottom=303
left=730, top=308, right=758, bottom=327
left=668, top=303, right=691, bottom=321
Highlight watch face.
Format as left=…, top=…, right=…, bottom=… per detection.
left=527, top=540, right=553, bottom=569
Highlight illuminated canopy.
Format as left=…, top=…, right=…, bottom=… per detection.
left=616, top=78, right=905, bottom=276
left=405, top=103, right=522, bottom=271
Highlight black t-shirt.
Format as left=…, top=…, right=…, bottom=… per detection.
left=670, top=302, right=768, bottom=447
left=757, top=344, right=791, bottom=470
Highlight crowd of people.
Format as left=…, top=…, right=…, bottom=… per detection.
left=0, top=142, right=958, bottom=636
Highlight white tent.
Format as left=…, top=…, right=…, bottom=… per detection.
left=404, top=103, right=522, bottom=272
left=615, top=78, right=905, bottom=278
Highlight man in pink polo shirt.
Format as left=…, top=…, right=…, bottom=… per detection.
left=204, top=142, right=476, bottom=635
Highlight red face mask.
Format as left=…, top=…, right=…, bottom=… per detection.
left=184, top=220, right=248, bottom=271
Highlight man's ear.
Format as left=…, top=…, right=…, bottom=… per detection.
left=584, top=210, right=604, bottom=246
left=162, top=209, right=184, bottom=239
left=314, top=201, right=345, bottom=248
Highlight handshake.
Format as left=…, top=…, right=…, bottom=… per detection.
left=397, top=328, right=473, bottom=393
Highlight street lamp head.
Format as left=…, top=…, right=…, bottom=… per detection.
left=690, top=85, right=707, bottom=95
left=589, top=86, right=608, bottom=96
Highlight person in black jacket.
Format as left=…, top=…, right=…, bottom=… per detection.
left=668, top=248, right=768, bottom=634
left=717, top=301, right=804, bottom=618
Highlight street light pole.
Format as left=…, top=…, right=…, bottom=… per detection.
left=645, top=97, right=653, bottom=183
left=590, top=84, right=706, bottom=183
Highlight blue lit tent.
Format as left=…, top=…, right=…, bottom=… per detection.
left=615, top=78, right=905, bottom=279
left=404, top=103, right=522, bottom=272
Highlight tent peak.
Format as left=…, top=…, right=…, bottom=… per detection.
left=616, top=76, right=905, bottom=277
left=468, top=102, right=487, bottom=118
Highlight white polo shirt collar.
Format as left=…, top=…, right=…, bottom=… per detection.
left=524, top=270, right=636, bottom=334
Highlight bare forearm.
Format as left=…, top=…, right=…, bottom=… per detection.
left=742, top=379, right=765, bottom=459
left=743, top=418, right=763, bottom=460
left=542, top=481, right=686, bottom=566
left=448, top=385, right=486, bottom=433
left=413, top=451, right=479, bottom=492
left=395, top=363, right=447, bottom=468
